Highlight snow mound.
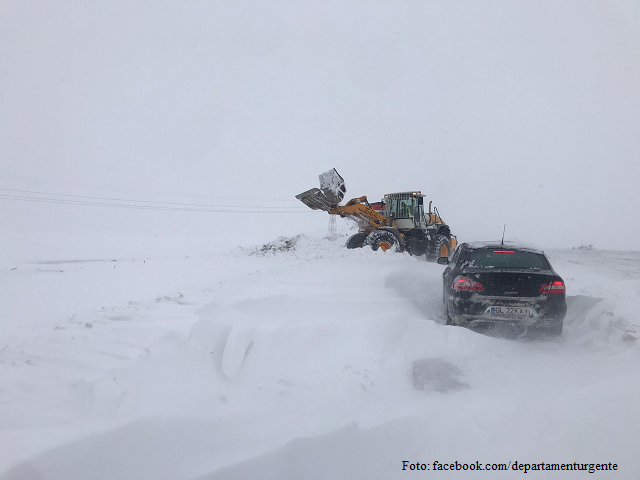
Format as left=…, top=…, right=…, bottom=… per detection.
left=565, top=295, right=637, bottom=350
left=572, top=244, right=595, bottom=250
left=245, top=234, right=390, bottom=261
left=251, top=234, right=305, bottom=255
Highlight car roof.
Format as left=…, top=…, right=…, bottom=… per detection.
left=461, top=241, right=545, bottom=254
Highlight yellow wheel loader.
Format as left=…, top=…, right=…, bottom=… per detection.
left=296, top=169, right=457, bottom=260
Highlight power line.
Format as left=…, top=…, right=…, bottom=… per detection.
left=0, top=173, right=297, bottom=202
left=0, top=193, right=316, bottom=214
left=0, top=188, right=307, bottom=210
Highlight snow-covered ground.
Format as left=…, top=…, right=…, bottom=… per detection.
left=1, top=236, right=639, bottom=479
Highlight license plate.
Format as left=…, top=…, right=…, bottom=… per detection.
left=489, top=306, right=533, bottom=317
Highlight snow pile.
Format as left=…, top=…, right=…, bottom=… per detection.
left=547, top=248, right=640, bottom=350
left=247, top=233, right=392, bottom=261
left=250, top=234, right=305, bottom=255
left=565, top=296, right=637, bottom=350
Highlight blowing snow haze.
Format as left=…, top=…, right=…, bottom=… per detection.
left=1, top=1, right=640, bottom=258
left=2, top=3, right=640, bottom=480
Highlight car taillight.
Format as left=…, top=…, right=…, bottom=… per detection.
left=539, top=280, right=566, bottom=294
left=452, top=276, right=484, bottom=292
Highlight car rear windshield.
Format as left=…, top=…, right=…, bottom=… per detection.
left=466, top=249, right=550, bottom=269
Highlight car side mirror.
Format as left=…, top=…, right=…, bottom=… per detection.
left=437, top=257, right=449, bottom=265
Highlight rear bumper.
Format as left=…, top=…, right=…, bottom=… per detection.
left=450, top=313, right=563, bottom=328
left=448, top=295, right=566, bottom=328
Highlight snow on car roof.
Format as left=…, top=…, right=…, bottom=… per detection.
left=461, top=241, right=544, bottom=254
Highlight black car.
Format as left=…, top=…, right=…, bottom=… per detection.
left=438, top=242, right=567, bottom=335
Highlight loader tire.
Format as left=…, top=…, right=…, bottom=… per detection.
left=365, top=230, right=399, bottom=252
left=346, top=232, right=368, bottom=249
left=425, top=234, right=451, bottom=262
left=377, top=226, right=403, bottom=246
left=435, top=235, right=451, bottom=259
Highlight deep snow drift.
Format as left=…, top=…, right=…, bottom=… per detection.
left=1, top=236, right=639, bottom=479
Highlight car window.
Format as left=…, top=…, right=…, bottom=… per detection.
left=466, top=249, right=550, bottom=269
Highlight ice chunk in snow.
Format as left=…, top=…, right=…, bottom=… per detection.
left=222, top=325, right=254, bottom=378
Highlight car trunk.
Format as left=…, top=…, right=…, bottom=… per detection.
left=463, top=268, right=556, bottom=297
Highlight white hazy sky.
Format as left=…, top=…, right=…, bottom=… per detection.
left=1, top=1, right=639, bottom=258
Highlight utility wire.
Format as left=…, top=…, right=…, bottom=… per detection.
left=0, top=193, right=315, bottom=214
left=0, top=173, right=296, bottom=202
left=0, top=188, right=306, bottom=210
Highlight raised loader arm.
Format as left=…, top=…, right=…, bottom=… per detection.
left=330, top=197, right=390, bottom=230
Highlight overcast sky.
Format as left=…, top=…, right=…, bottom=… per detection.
left=1, top=1, right=639, bottom=259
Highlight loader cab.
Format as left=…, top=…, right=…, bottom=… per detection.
left=383, top=192, right=427, bottom=231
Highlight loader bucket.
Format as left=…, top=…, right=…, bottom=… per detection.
left=319, top=168, right=346, bottom=205
left=296, top=168, right=346, bottom=211
left=296, top=188, right=335, bottom=211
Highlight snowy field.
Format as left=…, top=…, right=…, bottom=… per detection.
left=1, top=235, right=638, bottom=479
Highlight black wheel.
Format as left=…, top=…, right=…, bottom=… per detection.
left=365, top=230, right=400, bottom=252
left=346, top=232, right=368, bottom=249
left=442, top=280, right=455, bottom=324
left=435, top=235, right=451, bottom=259
left=444, top=301, right=454, bottom=325
left=425, top=234, right=451, bottom=261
